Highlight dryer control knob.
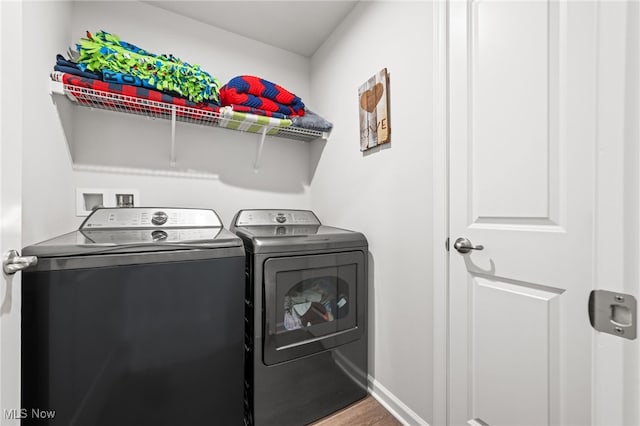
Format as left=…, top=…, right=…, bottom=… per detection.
left=151, top=211, right=168, bottom=226
left=276, top=214, right=286, bottom=223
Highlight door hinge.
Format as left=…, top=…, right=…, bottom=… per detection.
left=589, top=290, right=637, bottom=340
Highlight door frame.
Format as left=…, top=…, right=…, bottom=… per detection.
left=431, top=1, right=639, bottom=425
left=431, top=0, right=449, bottom=425
left=590, top=1, right=640, bottom=424
left=1, top=0, right=24, bottom=423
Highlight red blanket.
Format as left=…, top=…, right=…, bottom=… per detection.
left=220, top=75, right=305, bottom=117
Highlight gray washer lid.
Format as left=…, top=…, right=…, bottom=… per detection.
left=234, top=225, right=367, bottom=254
left=23, top=228, right=243, bottom=258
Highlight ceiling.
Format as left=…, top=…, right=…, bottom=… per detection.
left=144, top=1, right=359, bottom=57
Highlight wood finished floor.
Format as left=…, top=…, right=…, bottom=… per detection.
left=311, top=396, right=402, bottom=426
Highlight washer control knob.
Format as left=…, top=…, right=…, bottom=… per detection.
left=276, top=214, right=286, bottom=224
left=151, top=211, right=168, bottom=226
left=151, top=230, right=168, bottom=241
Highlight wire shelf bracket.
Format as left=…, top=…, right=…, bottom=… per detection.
left=170, top=106, right=177, bottom=167
left=253, top=127, right=268, bottom=173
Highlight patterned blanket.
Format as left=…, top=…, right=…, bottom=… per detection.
left=218, top=107, right=292, bottom=135
left=220, top=75, right=305, bottom=117
left=51, top=72, right=219, bottom=121
left=76, top=31, right=221, bottom=103
left=228, top=105, right=287, bottom=119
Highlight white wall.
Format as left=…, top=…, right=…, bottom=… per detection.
left=22, top=1, right=76, bottom=246
left=310, top=2, right=434, bottom=423
left=22, top=0, right=315, bottom=242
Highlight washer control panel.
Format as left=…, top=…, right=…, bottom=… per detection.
left=234, top=210, right=320, bottom=226
left=81, top=228, right=221, bottom=244
left=81, top=208, right=223, bottom=229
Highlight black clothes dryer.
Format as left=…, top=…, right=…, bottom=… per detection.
left=21, top=208, right=245, bottom=425
left=231, top=209, right=368, bottom=426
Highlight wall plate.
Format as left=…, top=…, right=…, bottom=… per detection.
left=75, top=188, right=140, bottom=216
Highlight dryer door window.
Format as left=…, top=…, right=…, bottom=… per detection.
left=263, top=251, right=365, bottom=365
left=279, top=271, right=355, bottom=335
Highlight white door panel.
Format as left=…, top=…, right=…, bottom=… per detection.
left=450, top=1, right=596, bottom=424
left=472, top=1, right=551, bottom=220
left=472, top=276, right=561, bottom=426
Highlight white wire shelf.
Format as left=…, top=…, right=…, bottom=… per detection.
left=50, top=81, right=328, bottom=143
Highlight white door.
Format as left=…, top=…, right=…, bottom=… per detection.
left=1, top=1, right=24, bottom=425
left=449, top=1, right=638, bottom=425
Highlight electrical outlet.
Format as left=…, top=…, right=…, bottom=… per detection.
left=115, top=193, right=135, bottom=208
left=76, top=188, right=140, bottom=216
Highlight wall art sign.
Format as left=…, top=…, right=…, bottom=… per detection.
left=358, top=68, right=390, bottom=151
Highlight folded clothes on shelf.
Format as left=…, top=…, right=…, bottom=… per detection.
left=50, top=71, right=220, bottom=122
left=291, top=109, right=333, bottom=132
left=53, top=54, right=102, bottom=80
left=218, top=106, right=292, bottom=135
left=51, top=36, right=330, bottom=138
left=220, top=75, right=305, bottom=117
left=54, top=51, right=189, bottom=101
left=227, top=104, right=288, bottom=119
left=74, top=30, right=221, bottom=104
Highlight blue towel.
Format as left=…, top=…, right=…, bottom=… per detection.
left=55, top=54, right=101, bottom=80
left=53, top=64, right=101, bottom=80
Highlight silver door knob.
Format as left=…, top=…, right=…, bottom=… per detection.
left=453, top=237, right=484, bottom=254
left=3, top=250, right=38, bottom=275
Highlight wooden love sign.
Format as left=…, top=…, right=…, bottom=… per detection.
left=358, top=68, right=390, bottom=151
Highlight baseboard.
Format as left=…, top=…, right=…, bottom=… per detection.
left=367, top=375, right=431, bottom=426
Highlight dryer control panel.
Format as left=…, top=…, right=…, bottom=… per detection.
left=81, top=208, right=223, bottom=229
left=234, top=210, right=321, bottom=226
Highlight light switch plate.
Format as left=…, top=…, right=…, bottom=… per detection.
left=76, top=188, right=140, bottom=216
